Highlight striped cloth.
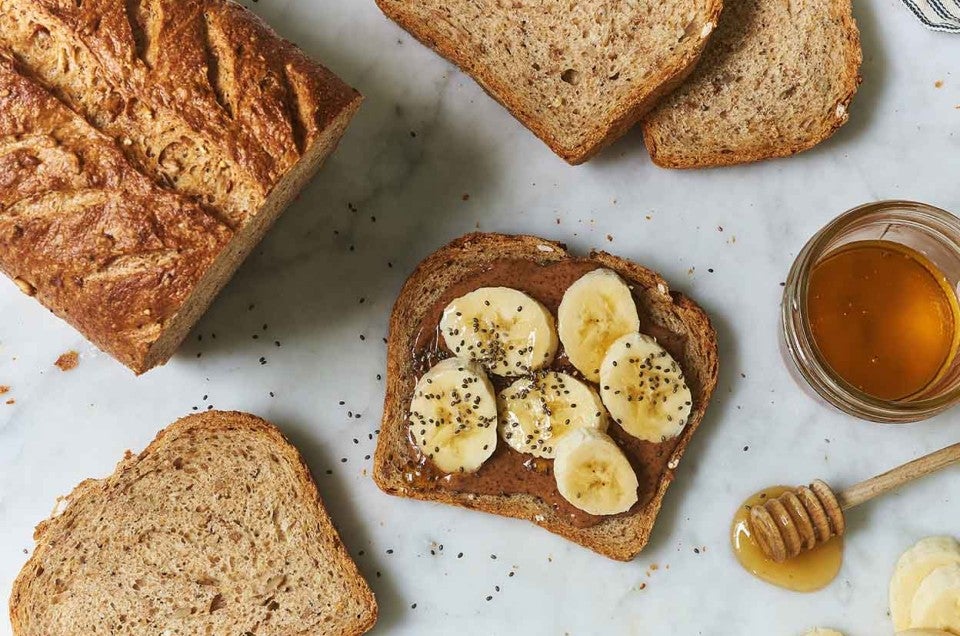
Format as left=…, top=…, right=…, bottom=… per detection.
left=901, top=0, right=960, bottom=32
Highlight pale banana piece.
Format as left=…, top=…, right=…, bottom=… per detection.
left=553, top=428, right=639, bottom=516
left=599, top=332, right=692, bottom=442
left=498, top=371, right=607, bottom=458
left=409, top=357, right=498, bottom=474
left=440, top=287, right=558, bottom=377
left=557, top=268, right=640, bottom=382
left=801, top=630, right=844, bottom=636
left=909, top=563, right=960, bottom=634
left=890, top=536, right=960, bottom=631
left=896, top=630, right=956, bottom=635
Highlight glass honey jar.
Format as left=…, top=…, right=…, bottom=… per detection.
left=782, top=200, right=960, bottom=422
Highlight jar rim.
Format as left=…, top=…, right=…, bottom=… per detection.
left=782, top=199, right=960, bottom=422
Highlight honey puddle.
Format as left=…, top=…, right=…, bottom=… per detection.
left=730, top=487, right=843, bottom=592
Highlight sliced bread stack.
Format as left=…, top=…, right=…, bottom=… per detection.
left=9, top=411, right=377, bottom=636
left=377, top=0, right=861, bottom=166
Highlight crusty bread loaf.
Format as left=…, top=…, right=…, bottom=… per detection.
left=641, top=0, right=862, bottom=168
left=0, top=53, right=232, bottom=371
left=375, top=0, right=722, bottom=164
left=374, top=233, right=719, bottom=560
left=0, top=0, right=361, bottom=373
left=9, top=411, right=377, bottom=636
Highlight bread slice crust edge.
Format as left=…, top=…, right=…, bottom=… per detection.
left=373, top=233, right=720, bottom=561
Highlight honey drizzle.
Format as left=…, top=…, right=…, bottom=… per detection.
left=730, top=487, right=843, bottom=592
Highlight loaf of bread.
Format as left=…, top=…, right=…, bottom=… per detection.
left=9, top=411, right=377, bottom=636
left=375, top=0, right=722, bottom=164
left=374, top=233, right=719, bottom=560
left=0, top=0, right=361, bottom=373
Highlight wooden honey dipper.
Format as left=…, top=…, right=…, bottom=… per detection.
left=749, top=442, right=960, bottom=563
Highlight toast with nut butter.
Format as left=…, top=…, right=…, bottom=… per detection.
left=373, top=233, right=719, bottom=561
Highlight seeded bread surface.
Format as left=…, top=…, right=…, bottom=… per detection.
left=374, top=233, right=720, bottom=561
left=375, top=0, right=723, bottom=164
left=641, top=0, right=862, bottom=168
left=0, top=0, right=361, bottom=372
left=9, top=411, right=377, bottom=636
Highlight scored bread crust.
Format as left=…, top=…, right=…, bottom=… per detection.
left=9, top=411, right=377, bottom=636
left=641, top=0, right=862, bottom=168
left=0, top=0, right=362, bottom=374
left=375, top=0, right=723, bottom=165
left=374, top=233, right=719, bottom=561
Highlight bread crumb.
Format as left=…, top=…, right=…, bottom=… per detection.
left=5, top=399, right=13, bottom=405
left=606, top=234, right=613, bottom=242
left=0, top=385, right=8, bottom=395
left=462, top=193, right=470, bottom=201
left=935, top=80, right=944, bottom=88
left=55, top=351, right=79, bottom=371
left=13, top=277, right=35, bottom=296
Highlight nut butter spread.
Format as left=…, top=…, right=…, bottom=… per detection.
left=405, top=258, right=692, bottom=528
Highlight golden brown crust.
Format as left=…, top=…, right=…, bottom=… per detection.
left=375, top=0, right=723, bottom=165
left=0, top=53, right=232, bottom=371
left=9, top=411, right=377, bottom=636
left=374, top=233, right=719, bottom=560
left=642, top=0, right=862, bottom=169
left=0, top=0, right=362, bottom=373
left=0, top=0, right=361, bottom=223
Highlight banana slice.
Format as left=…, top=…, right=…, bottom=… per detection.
left=409, top=357, right=498, bottom=474
left=599, top=332, right=692, bottom=442
left=890, top=536, right=960, bottom=630
left=897, top=630, right=956, bottom=635
left=801, top=630, right=844, bottom=636
left=553, top=428, right=639, bottom=516
left=557, top=268, right=640, bottom=382
left=440, top=287, right=558, bottom=377
left=498, top=371, right=607, bottom=458
left=909, top=562, right=960, bottom=634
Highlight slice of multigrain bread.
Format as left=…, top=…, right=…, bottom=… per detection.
left=9, top=411, right=377, bottom=636
left=641, top=0, right=862, bottom=168
left=375, top=0, right=723, bottom=164
left=374, top=233, right=719, bottom=561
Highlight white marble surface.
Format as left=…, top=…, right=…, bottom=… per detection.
left=1, top=1, right=960, bottom=634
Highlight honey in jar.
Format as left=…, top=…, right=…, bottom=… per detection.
left=806, top=240, right=960, bottom=401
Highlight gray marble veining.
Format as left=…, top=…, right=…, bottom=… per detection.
left=1, top=1, right=958, bottom=634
